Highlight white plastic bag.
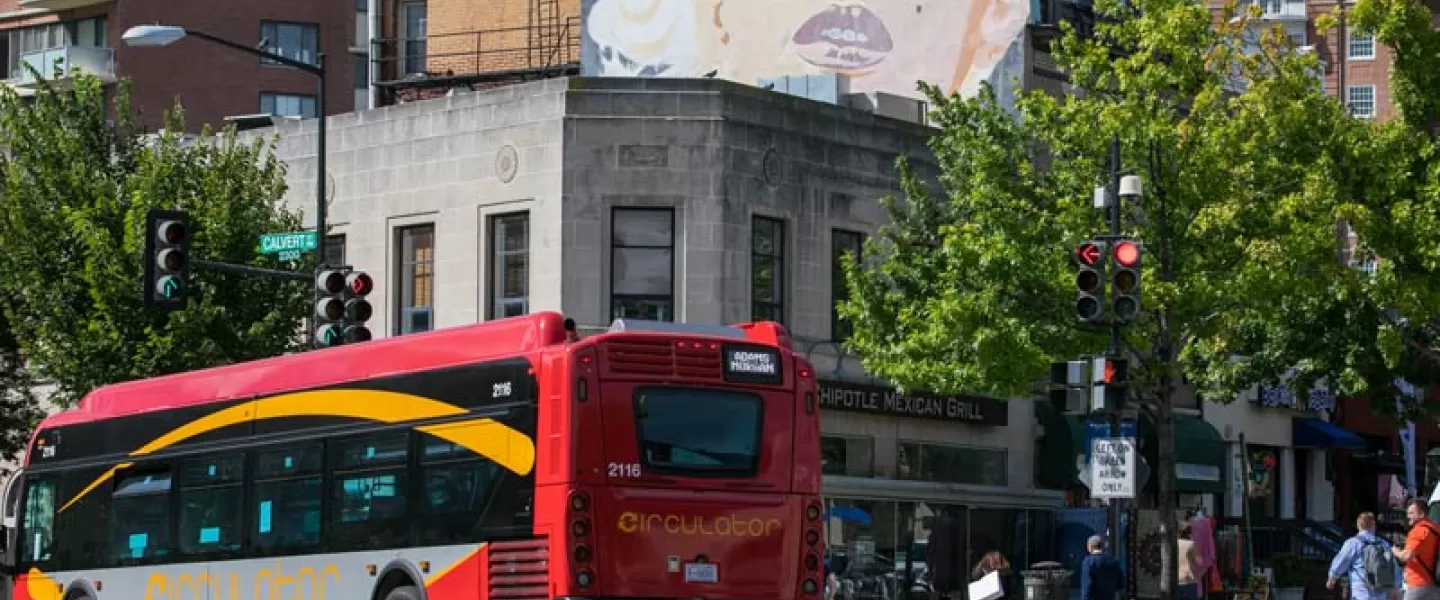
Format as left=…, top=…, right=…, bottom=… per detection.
left=969, top=570, right=1005, bottom=600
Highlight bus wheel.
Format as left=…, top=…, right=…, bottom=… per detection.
left=385, top=585, right=421, bottom=600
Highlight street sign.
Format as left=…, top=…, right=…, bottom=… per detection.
left=259, top=231, right=318, bottom=262
left=1090, top=437, right=1137, bottom=499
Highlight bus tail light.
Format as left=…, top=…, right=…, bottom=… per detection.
left=805, top=529, right=820, bottom=545
left=569, top=490, right=597, bottom=589
left=803, top=579, right=819, bottom=594
left=807, top=502, right=822, bottom=521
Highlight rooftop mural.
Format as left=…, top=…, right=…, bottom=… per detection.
left=578, top=0, right=1032, bottom=104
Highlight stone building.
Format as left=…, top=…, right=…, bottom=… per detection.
left=251, top=75, right=1063, bottom=578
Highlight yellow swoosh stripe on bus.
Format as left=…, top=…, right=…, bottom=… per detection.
left=59, top=389, right=535, bottom=512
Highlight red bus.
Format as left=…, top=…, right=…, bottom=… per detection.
left=0, top=312, right=824, bottom=600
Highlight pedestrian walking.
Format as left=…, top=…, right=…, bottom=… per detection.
left=1177, top=524, right=1203, bottom=600
left=1392, top=499, right=1440, bottom=600
left=1079, top=535, right=1125, bottom=600
left=1327, top=512, right=1402, bottom=600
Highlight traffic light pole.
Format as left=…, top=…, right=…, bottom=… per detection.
left=1105, top=134, right=1124, bottom=561
left=193, top=259, right=311, bottom=282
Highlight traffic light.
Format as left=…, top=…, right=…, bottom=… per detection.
left=144, top=209, right=191, bottom=312
left=1091, top=356, right=1129, bottom=413
left=1110, top=239, right=1142, bottom=323
left=343, top=271, right=374, bottom=343
left=1074, top=241, right=1105, bottom=322
left=314, top=269, right=348, bottom=347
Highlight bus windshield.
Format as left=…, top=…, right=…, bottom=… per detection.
left=636, top=387, right=763, bottom=474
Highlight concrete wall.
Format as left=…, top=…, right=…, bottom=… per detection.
left=556, top=77, right=931, bottom=336
left=257, top=78, right=570, bottom=335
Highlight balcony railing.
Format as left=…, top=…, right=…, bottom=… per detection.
left=371, top=18, right=580, bottom=88
left=16, top=45, right=116, bottom=87
left=1253, top=0, right=1307, bottom=19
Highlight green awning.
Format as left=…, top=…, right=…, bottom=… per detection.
left=1036, top=403, right=1086, bottom=489
left=1140, top=415, right=1227, bottom=494
left=1036, top=404, right=1227, bottom=495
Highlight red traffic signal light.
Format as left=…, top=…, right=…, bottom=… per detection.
left=1113, top=241, right=1140, bottom=267
left=347, top=272, right=374, bottom=296
left=1076, top=242, right=1102, bottom=266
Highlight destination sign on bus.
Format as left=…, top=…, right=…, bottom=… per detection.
left=722, top=344, right=782, bottom=384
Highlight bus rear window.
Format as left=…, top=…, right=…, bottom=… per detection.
left=635, top=387, right=762, bottom=475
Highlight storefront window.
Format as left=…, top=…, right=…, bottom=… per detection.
left=822, top=436, right=875, bottom=477
left=897, top=442, right=1008, bottom=487
left=899, top=501, right=968, bottom=600
left=824, top=498, right=902, bottom=600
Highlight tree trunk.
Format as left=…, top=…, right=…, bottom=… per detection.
left=1157, top=318, right=1180, bottom=600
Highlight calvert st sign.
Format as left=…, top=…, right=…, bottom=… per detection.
left=817, top=380, right=1008, bottom=426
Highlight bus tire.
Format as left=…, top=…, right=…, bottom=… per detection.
left=385, top=585, right=422, bottom=600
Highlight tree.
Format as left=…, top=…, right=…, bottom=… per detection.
left=1342, top=0, right=1440, bottom=382
left=0, top=298, right=41, bottom=474
left=0, top=71, right=314, bottom=409
left=837, top=0, right=1418, bottom=596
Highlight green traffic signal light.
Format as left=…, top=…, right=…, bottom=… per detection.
left=155, top=275, right=184, bottom=300
left=315, top=324, right=344, bottom=347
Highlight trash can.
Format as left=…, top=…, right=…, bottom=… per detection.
left=1021, top=562, right=1073, bottom=600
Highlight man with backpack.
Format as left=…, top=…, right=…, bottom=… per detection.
left=1393, top=499, right=1440, bottom=600
left=1328, top=512, right=1402, bottom=600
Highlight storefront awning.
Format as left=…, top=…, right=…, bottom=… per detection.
left=1292, top=417, right=1364, bottom=450
left=1140, top=415, right=1227, bottom=494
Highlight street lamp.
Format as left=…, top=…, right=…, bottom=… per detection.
left=121, top=24, right=330, bottom=270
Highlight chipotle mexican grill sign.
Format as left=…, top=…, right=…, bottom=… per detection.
left=818, top=380, right=1008, bottom=426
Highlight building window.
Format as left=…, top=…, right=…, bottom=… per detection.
left=260, top=93, right=318, bottom=119
left=821, top=436, right=875, bottom=477
left=354, top=55, right=368, bottom=90
left=260, top=21, right=319, bottom=67
left=401, top=2, right=428, bottom=75
left=323, top=234, right=346, bottom=267
left=395, top=224, right=435, bottom=335
left=488, top=212, right=529, bottom=320
left=897, top=441, right=1008, bottom=487
left=1349, top=33, right=1376, bottom=60
left=831, top=229, right=864, bottom=341
left=611, top=208, right=675, bottom=321
left=751, top=216, right=785, bottom=323
left=1348, top=85, right=1376, bottom=119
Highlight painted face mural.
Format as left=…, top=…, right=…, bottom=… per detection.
left=581, top=0, right=1030, bottom=100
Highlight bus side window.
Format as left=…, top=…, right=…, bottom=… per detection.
left=178, top=454, right=244, bottom=557
left=109, top=469, right=174, bottom=564
left=20, top=478, right=56, bottom=565
left=253, top=444, right=323, bottom=555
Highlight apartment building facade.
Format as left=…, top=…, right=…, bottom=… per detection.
left=0, top=0, right=356, bottom=131
left=1221, top=0, right=1398, bottom=120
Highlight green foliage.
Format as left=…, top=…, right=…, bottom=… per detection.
left=0, top=297, right=41, bottom=471
left=1346, top=0, right=1440, bottom=396
left=0, top=73, right=314, bottom=409
left=839, top=0, right=1432, bottom=412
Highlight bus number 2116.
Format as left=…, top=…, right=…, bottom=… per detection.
left=608, top=462, right=642, bottom=478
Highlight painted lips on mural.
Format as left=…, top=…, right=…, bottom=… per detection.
left=791, top=4, right=895, bottom=72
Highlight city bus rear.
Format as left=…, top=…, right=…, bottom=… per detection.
left=560, top=320, right=823, bottom=600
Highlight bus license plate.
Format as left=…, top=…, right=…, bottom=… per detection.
left=684, top=562, right=719, bottom=584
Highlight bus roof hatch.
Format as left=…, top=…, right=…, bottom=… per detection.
left=607, top=319, right=747, bottom=339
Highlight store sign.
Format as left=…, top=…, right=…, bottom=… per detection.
left=817, top=380, right=1008, bottom=426
left=722, top=344, right=783, bottom=384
